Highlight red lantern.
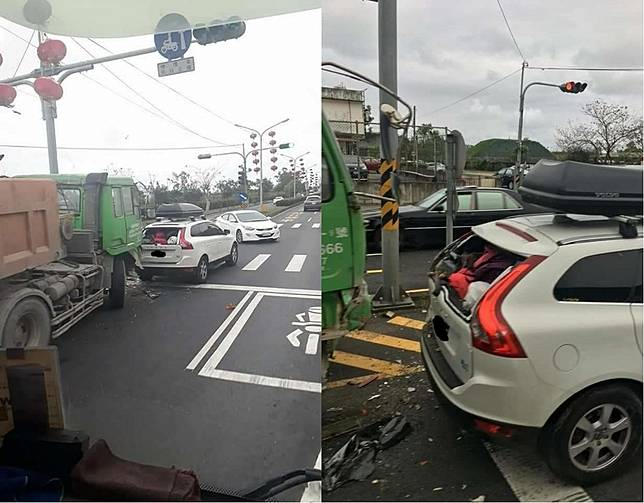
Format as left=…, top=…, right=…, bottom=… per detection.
left=251, top=141, right=258, bottom=148
left=37, top=39, right=67, bottom=64
left=253, top=158, right=260, bottom=164
left=0, top=84, right=17, bottom=106
left=253, top=167, right=260, bottom=173
left=250, top=133, right=257, bottom=139
left=269, top=139, right=276, bottom=146
left=270, top=165, right=277, bottom=171
left=34, top=77, right=63, bottom=100
left=270, top=156, right=277, bottom=163
left=268, top=130, right=276, bottom=137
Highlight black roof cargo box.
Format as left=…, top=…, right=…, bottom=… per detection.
left=518, top=160, right=643, bottom=216
left=156, top=203, right=204, bottom=218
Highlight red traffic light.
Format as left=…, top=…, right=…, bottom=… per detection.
left=560, top=81, right=588, bottom=94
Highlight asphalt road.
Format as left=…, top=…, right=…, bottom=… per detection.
left=365, top=249, right=439, bottom=296
left=55, top=204, right=321, bottom=501
left=324, top=250, right=642, bottom=502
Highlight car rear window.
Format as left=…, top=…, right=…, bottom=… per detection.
left=143, top=226, right=182, bottom=245
left=554, top=250, right=642, bottom=303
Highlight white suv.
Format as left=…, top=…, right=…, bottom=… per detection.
left=138, top=219, right=237, bottom=283
left=422, top=213, right=642, bottom=484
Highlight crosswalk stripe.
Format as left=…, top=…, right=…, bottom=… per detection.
left=292, top=223, right=302, bottom=228
left=347, top=330, right=421, bottom=352
left=330, top=350, right=422, bottom=376
left=312, top=223, right=320, bottom=228
left=242, top=254, right=271, bottom=271
left=285, top=254, right=307, bottom=272
left=387, top=316, right=426, bottom=331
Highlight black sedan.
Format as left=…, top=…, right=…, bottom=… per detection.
left=303, top=195, right=321, bottom=212
left=363, top=186, right=546, bottom=251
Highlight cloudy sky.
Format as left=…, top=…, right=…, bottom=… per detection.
left=0, top=6, right=320, bottom=186
left=323, top=0, right=643, bottom=150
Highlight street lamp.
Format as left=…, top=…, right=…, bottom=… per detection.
left=197, top=143, right=292, bottom=200
left=281, top=151, right=310, bottom=198
left=234, top=118, right=289, bottom=208
left=514, top=80, right=587, bottom=187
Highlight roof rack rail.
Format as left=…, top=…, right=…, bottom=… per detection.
left=612, top=215, right=643, bottom=239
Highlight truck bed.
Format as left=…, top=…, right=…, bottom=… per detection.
left=0, top=179, right=64, bottom=281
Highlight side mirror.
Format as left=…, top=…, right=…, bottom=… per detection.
left=224, top=229, right=230, bottom=235
left=433, top=205, right=445, bottom=212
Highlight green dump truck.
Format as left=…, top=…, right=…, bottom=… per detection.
left=321, top=115, right=371, bottom=376
left=0, top=173, right=142, bottom=347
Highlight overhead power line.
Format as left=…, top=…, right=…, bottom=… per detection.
left=13, top=29, right=35, bottom=78
left=70, top=38, right=228, bottom=146
left=430, top=67, right=522, bottom=114
left=0, top=143, right=224, bottom=151
left=86, top=38, right=237, bottom=128
left=495, top=0, right=526, bottom=62
left=528, top=66, right=643, bottom=72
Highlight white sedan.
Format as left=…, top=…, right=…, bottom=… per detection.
left=215, top=210, right=280, bottom=243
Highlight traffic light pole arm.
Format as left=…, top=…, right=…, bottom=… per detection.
left=514, top=81, right=562, bottom=186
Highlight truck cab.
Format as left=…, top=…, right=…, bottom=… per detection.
left=321, top=115, right=371, bottom=376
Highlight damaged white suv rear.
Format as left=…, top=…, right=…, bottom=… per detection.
left=422, top=213, right=643, bottom=484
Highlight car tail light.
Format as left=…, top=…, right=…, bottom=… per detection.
left=473, top=418, right=514, bottom=438
left=178, top=228, right=193, bottom=250
left=471, top=255, right=546, bottom=358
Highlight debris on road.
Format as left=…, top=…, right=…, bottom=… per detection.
left=472, top=496, right=486, bottom=502
left=384, top=310, right=396, bottom=318
left=327, top=407, right=344, bottom=412
left=323, top=415, right=412, bottom=492
left=433, top=487, right=443, bottom=491
left=322, top=435, right=378, bottom=491
left=407, top=387, right=416, bottom=392
left=144, top=289, right=160, bottom=300
left=225, top=303, right=236, bottom=310
left=367, top=394, right=381, bottom=401
left=419, top=460, right=429, bottom=466
left=355, top=374, right=379, bottom=388
left=379, top=416, right=412, bottom=449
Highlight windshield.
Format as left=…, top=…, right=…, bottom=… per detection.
left=416, top=189, right=446, bottom=209
left=237, top=211, right=269, bottom=222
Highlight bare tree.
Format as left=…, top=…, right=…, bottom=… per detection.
left=194, top=167, right=220, bottom=212
left=556, top=100, right=642, bottom=163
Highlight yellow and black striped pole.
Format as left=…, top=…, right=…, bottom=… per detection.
left=379, top=159, right=399, bottom=231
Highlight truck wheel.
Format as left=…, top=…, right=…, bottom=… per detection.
left=2, top=298, right=51, bottom=348
left=107, top=258, right=126, bottom=309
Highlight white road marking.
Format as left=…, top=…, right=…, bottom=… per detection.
left=292, top=223, right=302, bottom=229
left=484, top=441, right=593, bottom=502
left=242, top=253, right=271, bottom=271
left=164, top=282, right=320, bottom=297
left=305, top=333, right=319, bottom=355
left=287, top=329, right=302, bottom=348
left=300, top=451, right=321, bottom=502
left=312, top=223, right=320, bottom=229
left=186, top=291, right=254, bottom=371
left=285, top=254, right=307, bottom=272
left=199, top=293, right=264, bottom=371
left=198, top=368, right=321, bottom=393
left=307, top=217, right=312, bottom=222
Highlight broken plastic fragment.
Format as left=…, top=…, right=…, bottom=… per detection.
left=379, top=416, right=412, bottom=449
left=322, top=434, right=378, bottom=492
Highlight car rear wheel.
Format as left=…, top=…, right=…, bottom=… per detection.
left=225, top=243, right=238, bottom=266
left=540, top=384, right=642, bottom=484
left=236, top=229, right=243, bottom=243
left=193, top=255, right=209, bottom=283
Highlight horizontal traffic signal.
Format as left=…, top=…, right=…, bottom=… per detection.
left=193, top=17, right=246, bottom=45
left=559, top=81, right=587, bottom=94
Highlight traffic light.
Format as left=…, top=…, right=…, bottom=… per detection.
left=193, top=16, right=246, bottom=45
left=559, top=81, right=587, bottom=94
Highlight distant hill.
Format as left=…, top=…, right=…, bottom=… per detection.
left=467, top=138, right=554, bottom=170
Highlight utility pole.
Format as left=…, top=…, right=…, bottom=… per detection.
left=373, top=0, right=412, bottom=310
left=412, top=105, right=418, bottom=170
left=513, top=61, right=527, bottom=189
